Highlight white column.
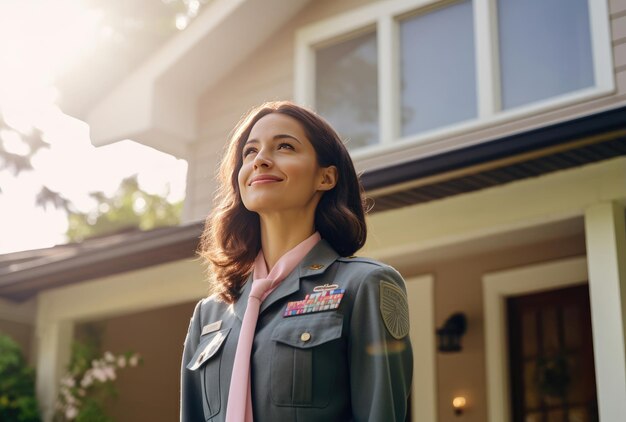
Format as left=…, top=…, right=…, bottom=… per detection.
left=584, top=201, right=626, bottom=421
left=35, top=319, right=74, bottom=422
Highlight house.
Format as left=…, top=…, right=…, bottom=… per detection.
left=1, top=0, right=625, bottom=421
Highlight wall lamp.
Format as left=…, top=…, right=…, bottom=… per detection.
left=436, top=312, right=467, bottom=352
left=452, top=396, right=467, bottom=415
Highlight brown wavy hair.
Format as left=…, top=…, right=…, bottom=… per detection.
left=199, top=101, right=367, bottom=303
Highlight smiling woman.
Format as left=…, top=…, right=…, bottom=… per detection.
left=181, top=101, right=413, bottom=422
left=238, top=113, right=337, bottom=221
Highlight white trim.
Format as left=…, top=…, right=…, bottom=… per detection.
left=405, top=274, right=437, bottom=422
left=482, top=256, right=588, bottom=422
left=589, top=0, right=615, bottom=92
left=350, top=85, right=614, bottom=161
left=378, top=15, right=397, bottom=145
left=35, top=319, right=74, bottom=422
left=584, top=201, right=626, bottom=420
left=294, top=0, right=615, bottom=162
left=473, top=0, right=500, bottom=117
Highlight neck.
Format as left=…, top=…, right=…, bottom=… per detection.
left=259, top=209, right=316, bottom=270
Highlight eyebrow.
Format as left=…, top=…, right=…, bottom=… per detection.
left=244, top=134, right=302, bottom=145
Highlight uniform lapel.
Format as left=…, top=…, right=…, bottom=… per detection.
left=259, top=240, right=340, bottom=314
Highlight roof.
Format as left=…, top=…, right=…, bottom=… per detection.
left=0, top=222, right=204, bottom=301
left=2, top=105, right=625, bottom=302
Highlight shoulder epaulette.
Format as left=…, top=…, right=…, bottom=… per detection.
left=337, top=256, right=386, bottom=267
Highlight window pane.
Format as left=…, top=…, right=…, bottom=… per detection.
left=400, top=0, right=477, bottom=137
left=316, top=31, right=378, bottom=150
left=499, top=0, right=594, bottom=110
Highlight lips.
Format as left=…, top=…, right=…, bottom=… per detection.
left=249, top=175, right=283, bottom=186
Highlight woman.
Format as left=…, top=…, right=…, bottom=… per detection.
left=181, top=101, right=412, bottom=422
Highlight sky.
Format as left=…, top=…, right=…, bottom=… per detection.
left=0, top=0, right=188, bottom=254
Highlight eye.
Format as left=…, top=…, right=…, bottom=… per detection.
left=242, top=146, right=257, bottom=158
left=278, top=142, right=295, bottom=151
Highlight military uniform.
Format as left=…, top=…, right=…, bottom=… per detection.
left=180, top=240, right=413, bottom=421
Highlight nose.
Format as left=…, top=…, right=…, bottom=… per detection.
left=253, top=148, right=272, bottom=169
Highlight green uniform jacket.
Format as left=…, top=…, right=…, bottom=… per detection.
left=180, top=240, right=413, bottom=421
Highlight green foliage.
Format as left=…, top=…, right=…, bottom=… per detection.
left=66, top=175, right=182, bottom=242
left=0, top=333, right=41, bottom=422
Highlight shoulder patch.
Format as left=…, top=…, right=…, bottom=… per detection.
left=379, top=280, right=410, bottom=340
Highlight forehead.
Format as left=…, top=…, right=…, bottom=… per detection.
left=248, top=113, right=308, bottom=140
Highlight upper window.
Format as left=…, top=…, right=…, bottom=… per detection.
left=498, top=0, right=595, bottom=110
left=296, top=0, right=612, bottom=155
left=399, top=0, right=476, bottom=136
left=316, top=30, right=379, bottom=149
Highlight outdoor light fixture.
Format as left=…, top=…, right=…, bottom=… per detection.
left=452, top=396, right=467, bottom=415
left=436, top=312, right=467, bottom=352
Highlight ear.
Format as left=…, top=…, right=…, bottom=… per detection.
left=317, top=165, right=338, bottom=191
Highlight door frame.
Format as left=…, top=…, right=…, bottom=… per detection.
left=482, top=256, right=588, bottom=422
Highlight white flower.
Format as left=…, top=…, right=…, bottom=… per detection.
left=92, top=367, right=108, bottom=382
left=65, top=406, right=78, bottom=420
left=104, top=365, right=117, bottom=380
left=61, top=375, right=75, bottom=387
left=129, top=354, right=140, bottom=367
left=104, top=351, right=115, bottom=362
left=81, top=373, right=93, bottom=387
left=117, top=356, right=127, bottom=368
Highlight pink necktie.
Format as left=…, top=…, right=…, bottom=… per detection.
left=225, top=233, right=321, bottom=422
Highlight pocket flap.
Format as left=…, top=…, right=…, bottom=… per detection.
left=271, top=313, right=343, bottom=349
left=186, top=328, right=230, bottom=371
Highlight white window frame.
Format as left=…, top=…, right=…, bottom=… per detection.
left=294, top=0, right=614, bottom=160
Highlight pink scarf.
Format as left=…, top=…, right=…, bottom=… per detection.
left=225, top=232, right=321, bottom=422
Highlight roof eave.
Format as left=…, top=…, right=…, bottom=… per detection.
left=75, top=0, right=312, bottom=157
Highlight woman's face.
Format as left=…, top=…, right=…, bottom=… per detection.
left=237, top=113, right=336, bottom=216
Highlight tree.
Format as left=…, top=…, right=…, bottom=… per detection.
left=0, top=114, right=71, bottom=209
left=66, top=175, right=182, bottom=242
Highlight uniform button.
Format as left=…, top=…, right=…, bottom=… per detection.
left=308, top=264, right=324, bottom=270
left=300, top=332, right=311, bottom=342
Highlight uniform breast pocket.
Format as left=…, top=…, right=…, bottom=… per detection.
left=186, top=328, right=230, bottom=420
left=270, top=313, right=343, bottom=408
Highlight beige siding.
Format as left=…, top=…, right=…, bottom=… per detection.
left=0, top=320, right=34, bottom=363
left=185, top=0, right=626, bottom=220
left=612, top=0, right=626, bottom=15
left=613, top=14, right=626, bottom=41
left=616, top=42, right=626, bottom=70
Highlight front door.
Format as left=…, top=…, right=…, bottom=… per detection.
left=507, top=284, right=598, bottom=422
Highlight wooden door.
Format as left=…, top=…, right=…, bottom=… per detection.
left=507, top=284, right=598, bottom=422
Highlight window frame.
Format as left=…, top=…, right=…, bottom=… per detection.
left=294, top=0, right=614, bottom=160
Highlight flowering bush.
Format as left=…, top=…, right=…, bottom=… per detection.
left=0, top=333, right=40, bottom=422
left=54, top=347, right=141, bottom=422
